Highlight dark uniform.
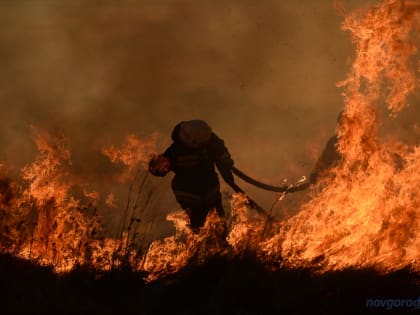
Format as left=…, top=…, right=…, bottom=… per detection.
left=309, top=112, right=343, bottom=183
left=309, top=135, right=341, bottom=183
left=149, top=120, right=234, bottom=232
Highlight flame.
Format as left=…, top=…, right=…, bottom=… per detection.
left=261, top=0, right=420, bottom=272
left=102, top=133, right=159, bottom=182
left=0, top=128, right=144, bottom=272
left=226, top=193, right=265, bottom=254
left=105, top=193, right=118, bottom=208
left=0, top=0, right=419, bottom=281
left=143, top=209, right=227, bottom=282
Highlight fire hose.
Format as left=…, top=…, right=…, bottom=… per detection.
left=232, top=167, right=310, bottom=193
left=228, top=166, right=311, bottom=217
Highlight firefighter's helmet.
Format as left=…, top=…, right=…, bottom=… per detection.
left=179, top=120, right=212, bottom=148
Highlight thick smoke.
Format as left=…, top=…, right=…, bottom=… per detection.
left=0, top=0, right=417, bottom=239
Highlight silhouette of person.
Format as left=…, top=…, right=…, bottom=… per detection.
left=149, top=120, right=234, bottom=232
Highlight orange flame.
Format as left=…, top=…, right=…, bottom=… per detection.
left=0, top=128, right=140, bottom=272
left=261, top=0, right=420, bottom=272
left=102, top=133, right=158, bottom=182
left=143, top=209, right=227, bottom=282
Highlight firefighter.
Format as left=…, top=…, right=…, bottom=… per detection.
left=309, top=111, right=343, bottom=184
left=309, top=135, right=341, bottom=183
left=148, top=120, right=234, bottom=233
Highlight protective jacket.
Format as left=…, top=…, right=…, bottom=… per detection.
left=150, top=120, right=234, bottom=231
left=164, top=122, right=233, bottom=191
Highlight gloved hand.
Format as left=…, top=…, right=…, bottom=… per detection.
left=148, top=155, right=171, bottom=177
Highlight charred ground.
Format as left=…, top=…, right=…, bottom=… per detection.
left=1, top=253, right=419, bottom=315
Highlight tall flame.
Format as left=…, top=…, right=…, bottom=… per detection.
left=261, top=0, right=420, bottom=272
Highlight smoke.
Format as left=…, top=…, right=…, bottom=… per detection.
left=0, top=0, right=418, bottom=238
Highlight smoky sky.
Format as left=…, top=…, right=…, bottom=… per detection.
left=0, top=0, right=418, bottom=236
